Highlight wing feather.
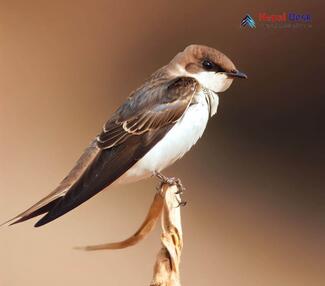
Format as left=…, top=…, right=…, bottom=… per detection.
left=3, top=76, right=199, bottom=227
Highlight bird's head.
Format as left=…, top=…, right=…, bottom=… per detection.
left=170, top=44, right=247, bottom=93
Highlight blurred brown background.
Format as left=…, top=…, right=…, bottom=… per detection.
left=0, top=1, right=324, bottom=285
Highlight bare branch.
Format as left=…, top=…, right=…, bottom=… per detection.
left=150, top=183, right=183, bottom=286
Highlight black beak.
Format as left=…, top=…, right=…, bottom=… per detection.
left=227, top=70, right=248, bottom=79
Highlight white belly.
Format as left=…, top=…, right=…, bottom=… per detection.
left=115, top=91, right=217, bottom=184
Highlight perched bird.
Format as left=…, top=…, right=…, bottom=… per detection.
left=3, top=44, right=247, bottom=227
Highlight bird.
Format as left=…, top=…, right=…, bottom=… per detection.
left=2, top=44, right=247, bottom=228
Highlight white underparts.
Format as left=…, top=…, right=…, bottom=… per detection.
left=115, top=90, right=219, bottom=184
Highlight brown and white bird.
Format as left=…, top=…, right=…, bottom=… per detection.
left=3, top=44, right=247, bottom=227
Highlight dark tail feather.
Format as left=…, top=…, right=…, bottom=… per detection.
left=34, top=146, right=134, bottom=227
left=33, top=125, right=171, bottom=228
left=33, top=187, right=99, bottom=228
left=0, top=140, right=100, bottom=228
left=9, top=198, right=61, bottom=226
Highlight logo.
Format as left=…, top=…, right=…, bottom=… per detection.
left=240, top=12, right=312, bottom=29
left=241, top=14, right=256, bottom=28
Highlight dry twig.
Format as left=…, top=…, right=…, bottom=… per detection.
left=150, top=183, right=183, bottom=286
left=76, top=182, right=184, bottom=286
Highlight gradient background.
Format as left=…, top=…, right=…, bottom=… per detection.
left=0, top=1, right=324, bottom=285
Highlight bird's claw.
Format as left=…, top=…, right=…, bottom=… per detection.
left=174, top=178, right=186, bottom=194
left=154, top=171, right=187, bottom=207
left=176, top=199, right=187, bottom=208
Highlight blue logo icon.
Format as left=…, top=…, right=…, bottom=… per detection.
left=241, top=14, right=256, bottom=28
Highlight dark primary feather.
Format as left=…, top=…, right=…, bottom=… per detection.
left=5, top=75, right=198, bottom=227
left=35, top=126, right=171, bottom=227
left=0, top=140, right=99, bottom=227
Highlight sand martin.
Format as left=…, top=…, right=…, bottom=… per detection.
left=3, top=44, right=247, bottom=227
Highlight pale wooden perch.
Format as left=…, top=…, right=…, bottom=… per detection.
left=76, top=182, right=184, bottom=286
left=150, top=183, right=183, bottom=286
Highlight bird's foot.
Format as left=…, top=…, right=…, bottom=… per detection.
left=154, top=171, right=185, bottom=192
left=154, top=171, right=187, bottom=207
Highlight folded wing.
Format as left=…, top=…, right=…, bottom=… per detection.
left=4, top=76, right=198, bottom=227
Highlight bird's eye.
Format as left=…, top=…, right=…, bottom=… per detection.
left=202, top=59, right=214, bottom=70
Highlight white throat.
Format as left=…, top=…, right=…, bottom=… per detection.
left=192, top=71, right=233, bottom=93
left=174, top=64, right=233, bottom=93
